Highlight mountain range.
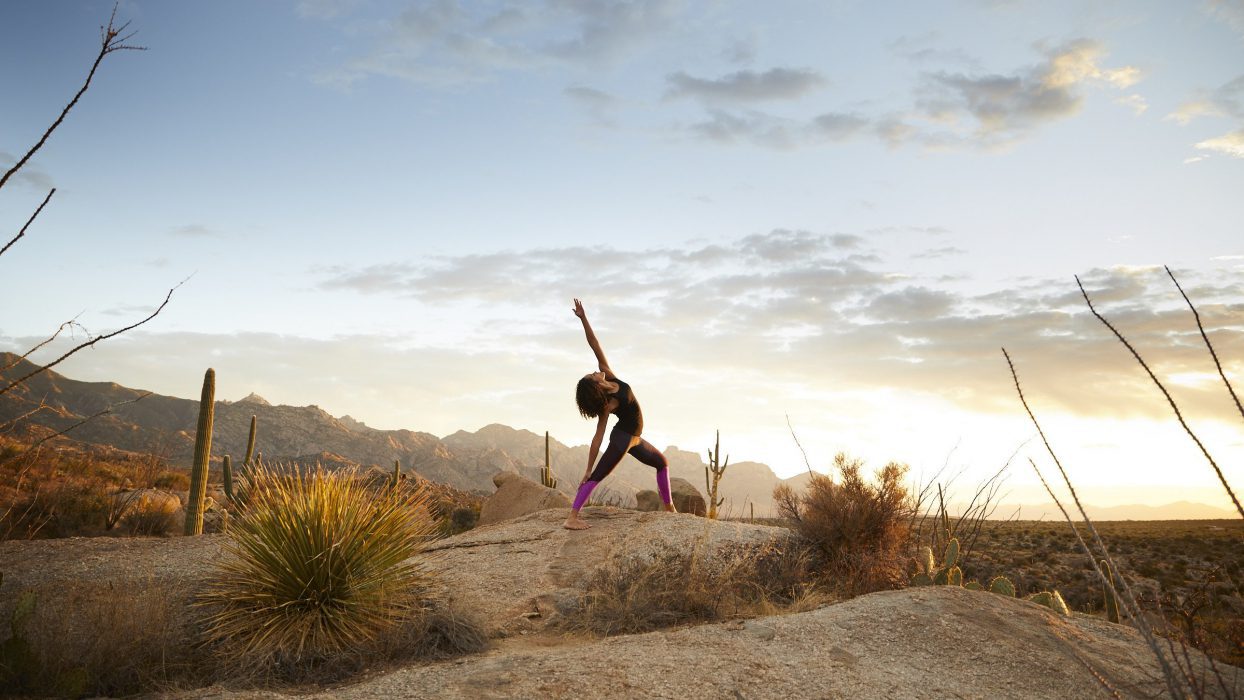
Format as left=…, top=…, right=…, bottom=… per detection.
left=2, top=352, right=1234, bottom=519
left=0, top=353, right=785, bottom=514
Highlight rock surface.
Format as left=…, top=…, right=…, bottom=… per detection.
left=2, top=510, right=1240, bottom=699
left=477, top=472, right=572, bottom=526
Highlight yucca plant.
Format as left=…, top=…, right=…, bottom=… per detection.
left=198, top=464, right=437, bottom=674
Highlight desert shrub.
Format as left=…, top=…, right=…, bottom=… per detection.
left=2, top=478, right=111, bottom=539
left=122, top=495, right=178, bottom=536
left=0, top=580, right=198, bottom=697
left=774, top=453, right=913, bottom=597
left=153, top=470, right=189, bottom=491
left=197, top=464, right=441, bottom=679
left=564, top=541, right=825, bottom=636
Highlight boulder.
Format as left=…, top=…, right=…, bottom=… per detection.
left=634, top=478, right=706, bottom=516
left=670, top=477, right=706, bottom=516
left=635, top=489, right=661, bottom=511
left=477, top=471, right=571, bottom=526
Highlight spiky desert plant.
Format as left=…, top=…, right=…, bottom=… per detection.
left=198, top=464, right=437, bottom=673
left=1026, top=590, right=1070, bottom=617
left=184, top=368, right=214, bottom=536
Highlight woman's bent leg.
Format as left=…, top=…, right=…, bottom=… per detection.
left=628, top=438, right=673, bottom=507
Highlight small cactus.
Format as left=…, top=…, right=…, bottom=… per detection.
left=222, top=455, right=234, bottom=501
left=989, top=576, right=1016, bottom=597
left=965, top=581, right=983, bottom=591
left=392, top=459, right=402, bottom=492
left=1101, top=559, right=1121, bottom=623
left=943, top=538, right=959, bottom=570
left=184, top=368, right=215, bottom=536
left=919, top=546, right=935, bottom=575
left=946, top=566, right=963, bottom=586
left=911, top=572, right=933, bottom=586
left=243, top=415, right=258, bottom=468
left=540, top=432, right=558, bottom=489
left=704, top=430, right=729, bottom=519
left=1027, top=590, right=1070, bottom=616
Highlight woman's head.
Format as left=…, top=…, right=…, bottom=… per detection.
left=576, top=372, right=610, bottom=418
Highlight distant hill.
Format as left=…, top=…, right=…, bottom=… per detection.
left=0, top=353, right=785, bottom=512
left=3, top=353, right=1232, bottom=519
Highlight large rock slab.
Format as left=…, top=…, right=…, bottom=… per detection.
left=423, top=507, right=793, bottom=631
left=477, top=472, right=571, bottom=526
left=176, top=585, right=1242, bottom=699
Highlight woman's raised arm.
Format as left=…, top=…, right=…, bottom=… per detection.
left=573, top=298, right=612, bottom=374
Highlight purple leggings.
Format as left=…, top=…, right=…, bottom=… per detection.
left=572, top=427, right=671, bottom=510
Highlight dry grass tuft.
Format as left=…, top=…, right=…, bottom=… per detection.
left=774, top=453, right=914, bottom=597
left=564, top=540, right=827, bottom=636
left=1, top=579, right=199, bottom=697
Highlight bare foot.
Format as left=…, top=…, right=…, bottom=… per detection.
left=663, top=503, right=677, bottom=513
left=563, top=517, right=590, bottom=530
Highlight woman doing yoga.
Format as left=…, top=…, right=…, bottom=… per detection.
left=564, top=299, right=675, bottom=530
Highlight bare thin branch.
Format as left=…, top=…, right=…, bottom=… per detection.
left=0, top=280, right=183, bottom=397
left=785, top=413, right=814, bottom=477
left=1165, top=265, right=1244, bottom=426
left=0, top=399, right=53, bottom=433
left=1076, top=275, right=1243, bottom=520
left=0, top=6, right=144, bottom=193
left=1, top=318, right=85, bottom=375
left=0, top=189, right=55, bottom=259
left=1005, top=346, right=1187, bottom=697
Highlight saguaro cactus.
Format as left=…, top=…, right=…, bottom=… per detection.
left=540, top=431, right=557, bottom=489
left=184, top=368, right=215, bottom=535
left=391, top=459, right=402, bottom=492
left=243, top=415, right=257, bottom=468
left=222, top=455, right=234, bottom=502
left=704, top=429, right=729, bottom=519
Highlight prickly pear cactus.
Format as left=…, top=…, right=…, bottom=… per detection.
left=1027, top=590, right=1070, bottom=616
left=989, top=576, right=1016, bottom=597
left=943, top=537, right=960, bottom=570
left=965, top=581, right=983, bottom=591
left=919, top=546, right=935, bottom=575
left=911, top=572, right=933, bottom=586
left=947, top=566, right=963, bottom=586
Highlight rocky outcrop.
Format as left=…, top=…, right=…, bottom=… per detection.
left=635, top=477, right=707, bottom=516
left=477, top=472, right=571, bottom=526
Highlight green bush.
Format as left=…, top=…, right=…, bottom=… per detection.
left=198, top=465, right=440, bottom=676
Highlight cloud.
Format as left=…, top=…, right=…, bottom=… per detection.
left=1195, top=129, right=1244, bottom=157
left=665, top=68, right=826, bottom=103
left=0, top=151, right=54, bottom=191
left=914, top=39, right=1141, bottom=148
left=1167, top=75, right=1244, bottom=124
left=315, top=0, right=683, bottom=87
left=912, top=246, right=966, bottom=259
left=678, top=40, right=1140, bottom=152
left=1114, top=93, right=1148, bottom=115
left=311, top=232, right=1244, bottom=426
left=564, top=85, right=618, bottom=125
left=1205, top=0, right=1244, bottom=41
left=1169, top=75, right=1244, bottom=157
left=168, top=224, right=219, bottom=238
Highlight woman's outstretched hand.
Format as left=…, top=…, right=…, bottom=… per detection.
left=572, top=298, right=587, bottom=320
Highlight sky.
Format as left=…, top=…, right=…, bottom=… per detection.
left=2, top=0, right=1242, bottom=513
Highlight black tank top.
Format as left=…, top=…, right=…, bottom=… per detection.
left=609, top=377, right=643, bottom=437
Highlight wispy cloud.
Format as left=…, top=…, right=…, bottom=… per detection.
left=665, top=67, right=826, bottom=103
left=0, top=151, right=54, bottom=191
left=1167, top=74, right=1244, bottom=157
left=678, top=40, right=1141, bottom=152
left=168, top=224, right=219, bottom=238
left=313, top=0, right=683, bottom=87
left=313, top=234, right=1244, bottom=422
